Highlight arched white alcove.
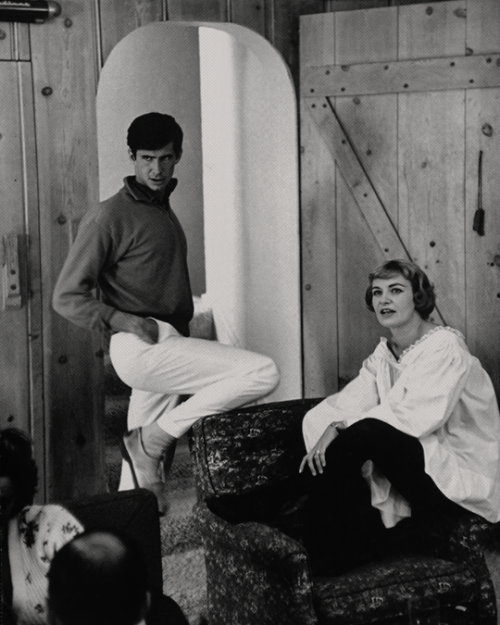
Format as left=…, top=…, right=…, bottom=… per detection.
left=97, top=21, right=302, bottom=401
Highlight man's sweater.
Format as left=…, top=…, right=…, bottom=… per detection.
left=53, top=177, right=194, bottom=337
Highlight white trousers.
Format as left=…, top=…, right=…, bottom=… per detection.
left=109, top=320, right=280, bottom=488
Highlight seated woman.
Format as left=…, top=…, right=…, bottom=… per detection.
left=299, top=259, right=500, bottom=575
left=0, top=428, right=83, bottom=625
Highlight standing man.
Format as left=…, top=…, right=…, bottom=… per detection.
left=53, top=112, right=279, bottom=512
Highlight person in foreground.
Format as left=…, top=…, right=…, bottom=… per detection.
left=0, top=428, right=83, bottom=625
left=52, top=112, right=279, bottom=513
left=299, top=259, right=500, bottom=575
left=47, top=529, right=188, bottom=625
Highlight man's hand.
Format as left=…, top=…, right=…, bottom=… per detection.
left=108, top=311, right=159, bottom=345
left=299, top=424, right=339, bottom=476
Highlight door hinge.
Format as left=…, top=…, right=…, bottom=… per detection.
left=2, top=233, right=23, bottom=310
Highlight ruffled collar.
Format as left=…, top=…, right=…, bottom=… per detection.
left=382, top=325, right=464, bottom=362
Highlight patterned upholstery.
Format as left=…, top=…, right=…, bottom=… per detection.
left=189, top=399, right=497, bottom=625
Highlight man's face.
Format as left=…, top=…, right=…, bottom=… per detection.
left=130, top=142, right=181, bottom=195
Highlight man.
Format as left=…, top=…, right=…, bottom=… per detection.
left=53, top=112, right=279, bottom=512
left=47, top=529, right=188, bottom=625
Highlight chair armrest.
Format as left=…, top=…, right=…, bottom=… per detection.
left=196, top=501, right=310, bottom=572
left=416, top=511, right=495, bottom=567
left=426, top=514, right=499, bottom=625
left=196, top=502, right=317, bottom=625
left=221, top=520, right=307, bottom=567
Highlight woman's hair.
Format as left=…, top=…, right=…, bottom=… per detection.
left=0, top=428, right=38, bottom=515
left=127, top=112, right=183, bottom=157
left=364, top=259, right=436, bottom=320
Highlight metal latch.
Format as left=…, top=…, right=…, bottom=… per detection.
left=2, top=234, right=23, bottom=310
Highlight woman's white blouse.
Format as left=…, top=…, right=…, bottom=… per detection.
left=9, top=504, right=83, bottom=625
left=302, top=327, right=500, bottom=526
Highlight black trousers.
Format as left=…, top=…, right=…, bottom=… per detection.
left=300, top=418, right=462, bottom=574
left=148, top=590, right=189, bottom=625
left=208, top=419, right=462, bottom=576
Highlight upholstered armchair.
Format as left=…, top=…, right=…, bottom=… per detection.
left=65, top=489, right=164, bottom=592
left=189, top=399, right=497, bottom=625
left=64, top=489, right=189, bottom=625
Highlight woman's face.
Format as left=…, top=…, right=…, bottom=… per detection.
left=371, top=273, right=420, bottom=330
left=0, top=476, right=16, bottom=530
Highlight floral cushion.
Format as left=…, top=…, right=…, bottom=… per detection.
left=189, top=398, right=320, bottom=500
left=313, top=555, right=477, bottom=624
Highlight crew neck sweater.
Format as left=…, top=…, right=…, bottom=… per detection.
left=53, top=177, right=194, bottom=337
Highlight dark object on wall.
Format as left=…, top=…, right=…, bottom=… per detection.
left=473, top=150, right=485, bottom=236
left=0, top=1, right=60, bottom=23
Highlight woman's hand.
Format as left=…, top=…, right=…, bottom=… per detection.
left=299, top=424, right=339, bottom=476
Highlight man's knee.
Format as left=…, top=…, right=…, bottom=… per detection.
left=257, top=356, right=280, bottom=393
left=240, top=353, right=280, bottom=394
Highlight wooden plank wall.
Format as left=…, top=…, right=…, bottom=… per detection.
left=30, top=4, right=104, bottom=501
left=301, top=0, right=450, bottom=396
left=0, top=0, right=452, bottom=500
left=301, top=0, right=500, bottom=400
left=465, top=1, right=500, bottom=380
left=13, top=0, right=330, bottom=501
left=0, top=62, right=43, bottom=472
left=335, top=7, right=401, bottom=389
left=0, top=63, right=31, bottom=429
left=397, top=1, right=467, bottom=333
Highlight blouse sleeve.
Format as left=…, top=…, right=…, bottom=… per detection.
left=302, top=353, right=381, bottom=451
left=365, top=337, right=470, bottom=439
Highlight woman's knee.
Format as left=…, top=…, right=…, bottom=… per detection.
left=340, top=418, right=421, bottom=467
left=345, top=418, right=389, bottom=439
left=330, top=418, right=398, bottom=459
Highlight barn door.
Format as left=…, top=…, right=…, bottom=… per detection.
left=300, top=0, right=500, bottom=398
left=0, top=60, right=45, bottom=488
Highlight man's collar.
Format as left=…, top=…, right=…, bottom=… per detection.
left=124, top=176, right=178, bottom=204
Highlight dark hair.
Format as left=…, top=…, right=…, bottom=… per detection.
left=365, top=259, right=436, bottom=320
left=127, top=112, right=183, bottom=157
left=0, top=428, right=38, bottom=516
left=48, top=529, right=149, bottom=625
